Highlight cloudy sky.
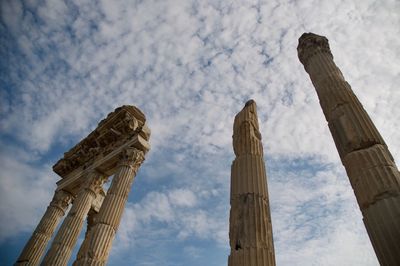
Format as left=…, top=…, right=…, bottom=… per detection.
left=1, top=0, right=399, bottom=265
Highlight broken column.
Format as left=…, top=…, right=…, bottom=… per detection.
left=228, top=100, right=276, bottom=266
left=297, top=32, right=400, bottom=265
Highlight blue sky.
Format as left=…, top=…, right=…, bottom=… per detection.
left=1, top=0, right=399, bottom=265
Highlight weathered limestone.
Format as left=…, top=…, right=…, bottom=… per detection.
left=298, top=33, right=400, bottom=265
left=73, top=209, right=98, bottom=266
left=228, top=100, right=276, bottom=266
left=15, top=190, right=73, bottom=266
left=73, top=148, right=145, bottom=265
left=41, top=172, right=107, bottom=266
left=16, top=105, right=150, bottom=266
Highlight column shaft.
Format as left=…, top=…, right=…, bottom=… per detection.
left=228, top=100, right=275, bottom=266
left=297, top=33, right=400, bottom=265
left=15, top=190, right=72, bottom=266
left=72, top=210, right=97, bottom=266
left=41, top=173, right=105, bottom=266
left=73, top=148, right=145, bottom=266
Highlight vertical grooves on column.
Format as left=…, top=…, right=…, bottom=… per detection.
left=42, top=190, right=95, bottom=266
left=298, top=33, right=400, bottom=266
left=16, top=190, right=72, bottom=266
left=75, top=153, right=144, bottom=266
left=363, top=196, right=400, bottom=265
left=16, top=206, right=65, bottom=266
left=96, top=166, right=134, bottom=230
left=231, top=156, right=268, bottom=196
left=343, top=145, right=400, bottom=209
left=229, top=101, right=275, bottom=266
left=86, top=224, right=115, bottom=265
left=229, top=248, right=275, bottom=266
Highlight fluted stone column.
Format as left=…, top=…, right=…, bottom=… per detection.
left=298, top=33, right=400, bottom=265
left=15, top=190, right=72, bottom=266
left=73, top=210, right=97, bottom=266
left=228, top=100, right=275, bottom=266
left=41, top=172, right=106, bottom=266
left=73, top=148, right=145, bottom=266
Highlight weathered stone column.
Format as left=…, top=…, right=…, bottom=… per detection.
left=228, top=100, right=276, bottom=266
left=72, top=210, right=97, bottom=266
left=298, top=32, right=400, bottom=265
left=41, top=172, right=106, bottom=266
left=73, top=148, right=145, bottom=266
left=15, top=190, right=72, bottom=266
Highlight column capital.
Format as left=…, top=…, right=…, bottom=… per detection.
left=297, top=32, right=333, bottom=68
left=49, top=190, right=73, bottom=213
left=119, top=147, right=145, bottom=168
left=83, top=171, right=108, bottom=195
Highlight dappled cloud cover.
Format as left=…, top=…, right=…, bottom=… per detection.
left=1, top=0, right=399, bottom=265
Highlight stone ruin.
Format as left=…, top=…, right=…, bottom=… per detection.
left=15, top=33, right=400, bottom=266
left=15, top=105, right=150, bottom=266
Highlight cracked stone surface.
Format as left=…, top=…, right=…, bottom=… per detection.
left=228, top=100, right=276, bottom=266
left=298, top=32, right=400, bottom=266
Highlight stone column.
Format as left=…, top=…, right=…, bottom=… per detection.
left=72, top=210, right=97, bottom=266
left=297, top=32, right=400, bottom=265
left=73, top=148, right=145, bottom=266
left=41, top=172, right=106, bottom=266
left=228, top=100, right=276, bottom=266
left=15, top=190, right=72, bottom=266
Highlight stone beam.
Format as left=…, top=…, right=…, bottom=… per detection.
left=56, top=134, right=149, bottom=194
left=52, top=105, right=150, bottom=194
left=53, top=105, right=150, bottom=178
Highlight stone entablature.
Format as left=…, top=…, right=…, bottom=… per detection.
left=54, top=105, right=150, bottom=195
left=53, top=105, right=150, bottom=178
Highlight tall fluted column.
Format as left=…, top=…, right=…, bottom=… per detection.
left=15, top=190, right=72, bottom=266
left=73, top=148, right=145, bottom=266
left=298, top=33, right=400, bottom=265
left=41, top=172, right=106, bottom=266
left=228, top=100, right=275, bottom=266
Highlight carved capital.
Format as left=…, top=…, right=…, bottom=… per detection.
left=297, top=32, right=333, bottom=68
left=50, top=190, right=73, bottom=212
left=119, top=148, right=145, bottom=168
left=83, top=171, right=108, bottom=195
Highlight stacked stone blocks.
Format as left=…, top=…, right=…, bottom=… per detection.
left=298, top=33, right=400, bottom=266
left=228, top=100, right=276, bottom=266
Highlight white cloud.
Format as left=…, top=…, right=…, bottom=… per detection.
left=1, top=0, right=398, bottom=265
left=269, top=164, right=378, bottom=265
left=168, top=188, right=197, bottom=207
left=0, top=142, right=57, bottom=241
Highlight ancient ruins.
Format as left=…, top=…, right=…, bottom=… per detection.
left=15, top=105, right=150, bottom=266
left=298, top=32, right=400, bottom=265
left=13, top=32, right=400, bottom=266
left=228, top=100, right=276, bottom=266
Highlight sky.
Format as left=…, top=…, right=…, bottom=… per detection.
left=0, top=0, right=399, bottom=265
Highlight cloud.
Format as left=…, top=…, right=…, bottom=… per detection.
left=1, top=0, right=399, bottom=265
left=269, top=163, right=379, bottom=265
left=0, top=142, right=57, bottom=241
